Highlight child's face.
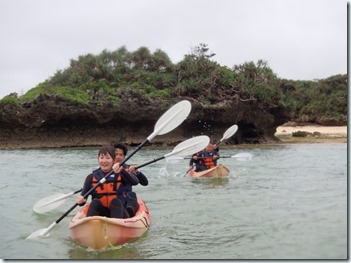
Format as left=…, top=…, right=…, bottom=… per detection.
left=98, top=153, right=114, bottom=172
left=115, top=148, right=125, bottom=163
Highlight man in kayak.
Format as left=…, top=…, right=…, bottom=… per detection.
left=189, top=142, right=220, bottom=172
left=112, top=142, right=148, bottom=217
left=76, top=145, right=140, bottom=218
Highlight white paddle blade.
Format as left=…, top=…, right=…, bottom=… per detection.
left=33, top=193, right=71, bottom=214
left=164, top=135, right=210, bottom=159
left=220, top=124, right=238, bottom=142
left=165, top=156, right=183, bottom=163
left=26, top=222, right=57, bottom=239
left=148, top=100, right=191, bottom=140
left=26, top=228, right=50, bottom=239
left=232, top=153, right=253, bottom=161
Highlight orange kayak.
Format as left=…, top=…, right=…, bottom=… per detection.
left=69, top=199, right=150, bottom=251
left=190, top=164, right=230, bottom=178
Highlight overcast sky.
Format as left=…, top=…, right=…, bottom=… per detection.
left=0, top=0, right=347, bottom=99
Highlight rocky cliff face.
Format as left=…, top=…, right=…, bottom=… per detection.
left=0, top=94, right=289, bottom=149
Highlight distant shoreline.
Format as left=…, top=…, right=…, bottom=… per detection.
left=0, top=125, right=347, bottom=150
left=274, top=125, right=347, bottom=144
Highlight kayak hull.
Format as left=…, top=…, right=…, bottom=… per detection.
left=69, top=199, right=150, bottom=250
left=190, top=164, right=230, bottom=178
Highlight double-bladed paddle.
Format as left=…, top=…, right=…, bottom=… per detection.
left=33, top=135, right=210, bottom=214
left=27, top=100, right=191, bottom=239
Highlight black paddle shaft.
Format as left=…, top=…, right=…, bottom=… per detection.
left=135, top=156, right=164, bottom=169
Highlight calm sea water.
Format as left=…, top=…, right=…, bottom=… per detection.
left=0, top=143, right=347, bottom=260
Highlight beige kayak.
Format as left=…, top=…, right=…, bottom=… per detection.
left=189, top=164, right=230, bottom=178
left=69, top=199, right=150, bottom=251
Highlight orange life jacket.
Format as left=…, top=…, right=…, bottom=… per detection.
left=203, top=156, right=216, bottom=169
left=198, top=151, right=216, bottom=169
left=92, top=173, right=122, bottom=208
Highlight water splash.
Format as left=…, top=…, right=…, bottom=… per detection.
left=158, top=166, right=182, bottom=178
left=158, top=167, right=170, bottom=177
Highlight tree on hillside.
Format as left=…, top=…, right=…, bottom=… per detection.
left=175, top=43, right=220, bottom=98
left=231, top=60, right=282, bottom=107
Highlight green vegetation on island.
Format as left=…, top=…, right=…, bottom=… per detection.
left=1, top=43, right=347, bottom=125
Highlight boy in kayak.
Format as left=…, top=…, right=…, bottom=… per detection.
left=112, top=142, right=148, bottom=217
left=189, top=142, right=220, bottom=172
left=76, top=145, right=140, bottom=218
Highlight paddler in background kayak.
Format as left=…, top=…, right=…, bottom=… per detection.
left=76, top=145, right=140, bottom=218
left=189, top=142, right=220, bottom=172
left=112, top=142, right=148, bottom=217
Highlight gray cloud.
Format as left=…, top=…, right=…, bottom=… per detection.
left=0, top=0, right=347, bottom=99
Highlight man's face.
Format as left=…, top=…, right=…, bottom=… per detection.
left=115, top=148, right=125, bottom=163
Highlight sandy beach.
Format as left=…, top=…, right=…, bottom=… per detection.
left=274, top=125, right=347, bottom=143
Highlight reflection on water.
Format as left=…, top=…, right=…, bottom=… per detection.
left=191, top=177, right=230, bottom=189
left=68, top=243, right=142, bottom=260
left=68, top=232, right=151, bottom=259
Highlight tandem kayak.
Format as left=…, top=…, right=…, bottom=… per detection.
left=190, top=164, right=230, bottom=178
left=69, top=199, right=150, bottom=251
